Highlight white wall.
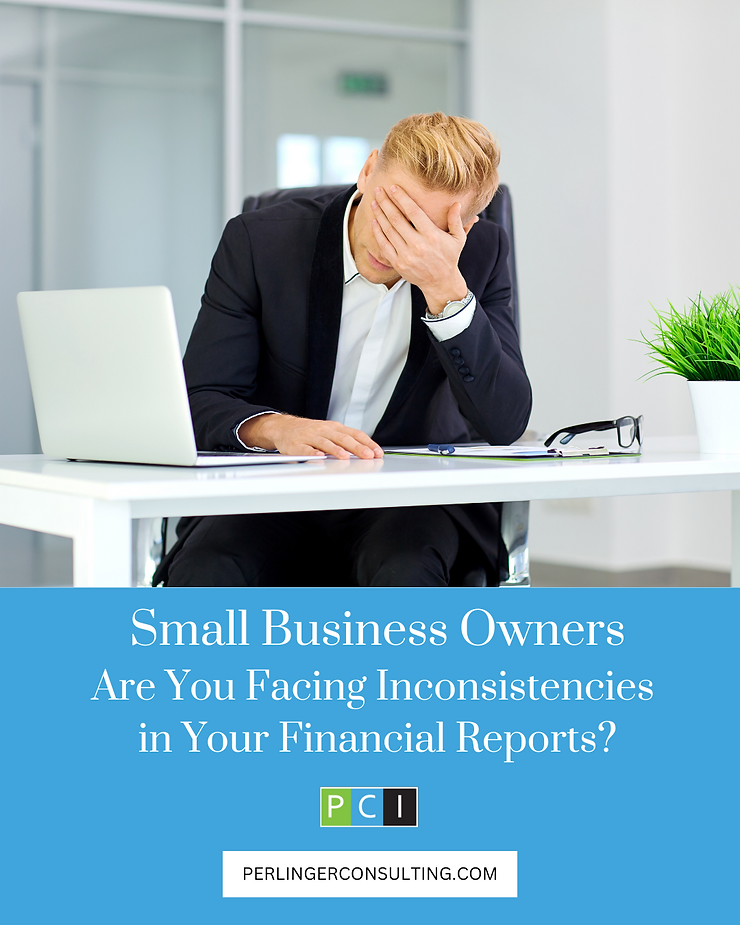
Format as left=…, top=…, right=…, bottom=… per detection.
left=471, top=0, right=740, bottom=571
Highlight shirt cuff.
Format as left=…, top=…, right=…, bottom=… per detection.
left=233, top=410, right=281, bottom=450
left=422, top=296, right=477, bottom=342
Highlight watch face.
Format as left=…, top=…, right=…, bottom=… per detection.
left=446, top=291, right=474, bottom=310
left=427, top=291, right=474, bottom=320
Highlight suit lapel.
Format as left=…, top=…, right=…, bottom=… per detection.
left=373, top=285, right=431, bottom=432
left=305, top=187, right=432, bottom=427
left=305, top=185, right=356, bottom=419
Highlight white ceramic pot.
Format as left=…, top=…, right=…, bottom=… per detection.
left=688, top=380, right=740, bottom=453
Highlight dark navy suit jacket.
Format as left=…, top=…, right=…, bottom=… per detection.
left=180, top=185, right=532, bottom=582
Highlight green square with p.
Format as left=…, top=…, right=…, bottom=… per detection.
left=321, top=788, right=351, bottom=826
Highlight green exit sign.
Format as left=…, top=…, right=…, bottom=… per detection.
left=339, top=72, right=389, bottom=96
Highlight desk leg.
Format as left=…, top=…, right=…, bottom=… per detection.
left=72, top=500, right=132, bottom=587
left=732, top=491, right=740, bottom=588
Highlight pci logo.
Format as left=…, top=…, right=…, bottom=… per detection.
left=320, top=787, right=418, bottom=827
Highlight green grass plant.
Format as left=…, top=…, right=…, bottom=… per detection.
left=639, top=286, right=740, bottom=380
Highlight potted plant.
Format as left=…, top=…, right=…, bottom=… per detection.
left=640, top=286, right=740, bottom=453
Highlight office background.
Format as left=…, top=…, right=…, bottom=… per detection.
left=0, top=0, right=737, bottom=586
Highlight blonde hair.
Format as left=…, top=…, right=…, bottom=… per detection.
left=379, top=112, right=500, bottom=217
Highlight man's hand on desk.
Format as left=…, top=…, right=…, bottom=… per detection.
left=370, top=185, right=477, bottom=315
left=237, top=414, right=383, bottom=460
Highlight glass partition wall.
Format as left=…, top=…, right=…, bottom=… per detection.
left=0, top=0, right=466, bottom=443
left=0, top=2, right=224, bottom=382
left=0, top=0, right=467, bottom=583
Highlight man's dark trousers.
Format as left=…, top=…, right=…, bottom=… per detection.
left=167, top=506, right=462, bottom=587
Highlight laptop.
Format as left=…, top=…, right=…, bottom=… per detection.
left=17, top=286, right=319, bottom=467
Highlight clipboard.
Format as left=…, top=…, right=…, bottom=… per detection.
left=384, top=444, right=641, bottom=460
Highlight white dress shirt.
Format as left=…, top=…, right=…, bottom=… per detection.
left=237, top=190, right=476, bottom=445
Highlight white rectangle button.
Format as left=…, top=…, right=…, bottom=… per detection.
left=223, top=851, right=517, bottom=898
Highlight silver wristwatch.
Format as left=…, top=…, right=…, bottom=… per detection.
left=425, top=289, right=475, bottom=320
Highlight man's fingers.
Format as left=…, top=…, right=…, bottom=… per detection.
left=292, top=433, right=353, bottom=459
left=263, top=415, right=382, bottom=460
left=371, top=220, right=399, bottom=266
left=281, top=420, right=382, bottom=460
left=386, top=185, right=435, bottom=232
left=313, top=437, right=374, bottom=461
left=311, top=436, right=354, bottom=459
left=347, top=427, right=384, bottom=457
left=374, top=188, right=417, bottom=244
left=371, top=198, right=409, bottom=250
left=325, top=427, right=382, bottom=459
left=294, top=445, right=331, bottom=457
left=447, top=201, right=466, bottom=240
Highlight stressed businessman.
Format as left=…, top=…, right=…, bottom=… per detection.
left=160, top=112, right=531, bottom=587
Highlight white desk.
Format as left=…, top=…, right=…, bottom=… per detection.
left=1, top=450, right=740, bottom=586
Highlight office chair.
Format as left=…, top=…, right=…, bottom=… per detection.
left=134, top=184, right=530, bottom=587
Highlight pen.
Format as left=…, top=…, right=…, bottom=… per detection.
left=428, top=444, right=456, bottom=455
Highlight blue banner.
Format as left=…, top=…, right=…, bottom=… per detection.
left=2, top=588, right=736, bottom=922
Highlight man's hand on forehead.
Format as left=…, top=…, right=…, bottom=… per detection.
left=370, top=184, right=477, bottom=315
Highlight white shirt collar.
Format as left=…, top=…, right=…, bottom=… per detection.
left=342, top=189, right=405, bottom=293
left=343, top=190, right=362, bottom=285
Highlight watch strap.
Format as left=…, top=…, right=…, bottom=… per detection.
left=425, top=289, right=474, bottom=320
